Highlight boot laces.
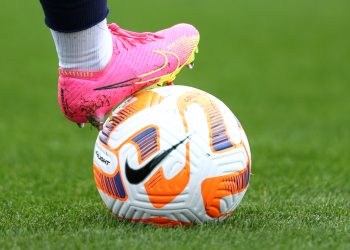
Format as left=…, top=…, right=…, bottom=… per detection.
left=108, top=23, right=163, bottom=51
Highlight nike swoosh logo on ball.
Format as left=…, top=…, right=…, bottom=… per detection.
left=125, top=136, right=189, bottom=185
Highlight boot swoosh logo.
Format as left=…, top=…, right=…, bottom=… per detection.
left=94, top=50, right=180, bottom=91
left=125, top=136, right=189, bottom=184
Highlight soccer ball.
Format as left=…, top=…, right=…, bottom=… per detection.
left=92, top=85, right=251, bottom=226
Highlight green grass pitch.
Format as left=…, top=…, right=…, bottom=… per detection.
left=0, top=0, right=349, bottom=249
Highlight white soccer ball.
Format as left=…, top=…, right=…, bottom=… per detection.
left=92, top=85, right=251, bottom=226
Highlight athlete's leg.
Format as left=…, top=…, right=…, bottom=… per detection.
left=39, top=0, right=200, bottom=129
left=39, top=0, right=112, bottom=71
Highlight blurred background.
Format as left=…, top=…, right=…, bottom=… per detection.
left=0, top=0, right=349, bottom=248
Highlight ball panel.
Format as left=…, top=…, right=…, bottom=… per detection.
left=200, top=164, right=250, bottom=218
left=99, top=90, right=164, bottom=147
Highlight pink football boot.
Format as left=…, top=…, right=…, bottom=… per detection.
left=58, top=23, right=199, bottom=129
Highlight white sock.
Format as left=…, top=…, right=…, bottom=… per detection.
left=51, top=19, right=113, bottom=71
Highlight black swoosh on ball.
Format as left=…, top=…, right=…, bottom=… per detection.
left=125, top=136, right=190, bottom=184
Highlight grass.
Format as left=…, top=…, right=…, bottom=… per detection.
left=0, top=0, right=349, bottom=249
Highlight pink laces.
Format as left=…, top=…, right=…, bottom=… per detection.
left=108, top=23, right=163, bottom=51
